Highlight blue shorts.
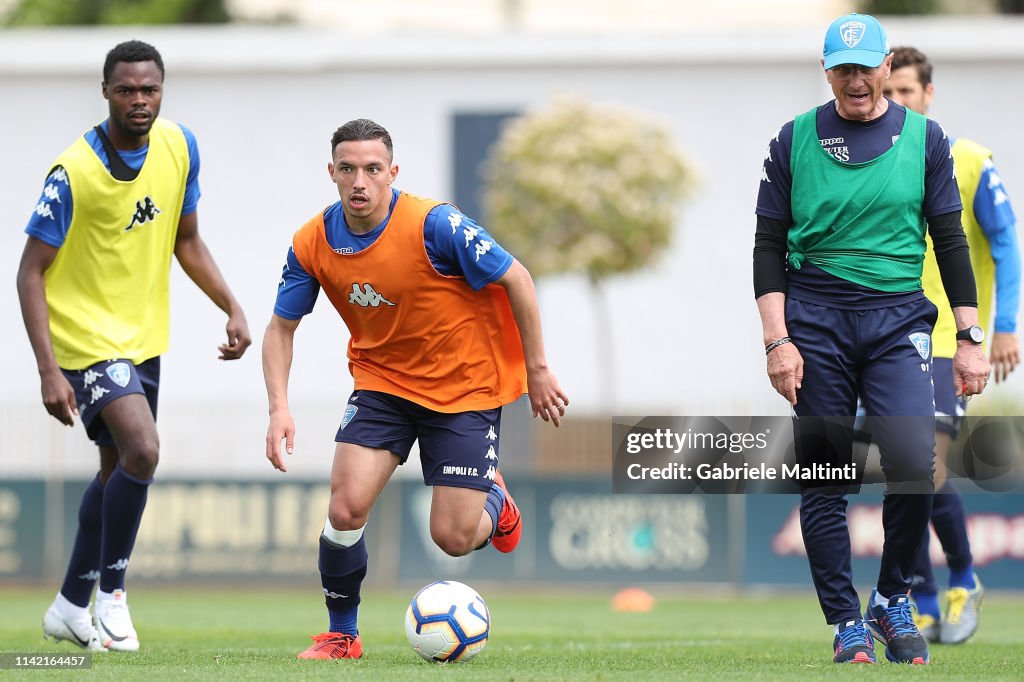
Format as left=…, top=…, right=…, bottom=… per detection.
left=62, top=357, right=160, bottom=447
left=787, top=297, right=937, bottom=486
left=335, top=390, right=502, bottom=492
left=933, top=357, right=967, bottom=437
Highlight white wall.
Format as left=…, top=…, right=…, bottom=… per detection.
left=2, top=18, right=1023, bottom=477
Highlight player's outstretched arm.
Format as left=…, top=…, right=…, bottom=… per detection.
left=173, top=212, right=251, bottom=360
left=15, top=236, right=77, bottom=426
left=263, top=314, right=301, bottom=471
left=495, top=259, right=569, bottom=427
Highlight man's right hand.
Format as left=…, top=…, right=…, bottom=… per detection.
left=40, top=368, right=77, bottom=426
left=767, top=342, right=804, bottom=406
left=266, top=409, right=296, bottom=472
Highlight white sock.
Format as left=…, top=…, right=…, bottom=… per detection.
left=55, top=592, right=89, bottom=616
left=96, top=588, right=126, bottom=603
left=322, top=519, right=365, bottom=547
left=873, top=589, right=890, bottom=608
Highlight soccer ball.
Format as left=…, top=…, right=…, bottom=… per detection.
left=404, top=580, right=490, bottom=662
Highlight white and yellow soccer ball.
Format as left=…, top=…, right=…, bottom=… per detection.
left=404, top=580, right=490, bottom=662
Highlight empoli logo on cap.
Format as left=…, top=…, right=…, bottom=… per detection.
left=840, top=21, right=866, bottom=48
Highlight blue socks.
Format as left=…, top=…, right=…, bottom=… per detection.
left=319, top=533, right=368, bottom=635
left=99, top=467, right=151, bottom=593
left=914, top=591, right=940, bottom=619
left=60, top=474, right=105, bottom=607
left=329, top=607, right=359, bottom=635
left=481, top=483, right=505, bottom=546
left=949, top=566, right=976, bottom=590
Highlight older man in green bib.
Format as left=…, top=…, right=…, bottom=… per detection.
left=752, top=13, right=991, bottom=665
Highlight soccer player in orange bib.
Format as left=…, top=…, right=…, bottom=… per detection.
left=263, top=118, right=568, bottom=660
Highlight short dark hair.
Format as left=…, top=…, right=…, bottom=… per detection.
left=890, top=46, right=932, bottom=88
left=330, top=119, right=393, bottom=158
left=103, top=40, right=165, bottom=83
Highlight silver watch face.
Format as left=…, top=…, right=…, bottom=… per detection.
left=970, top=326, right=985, bottom=343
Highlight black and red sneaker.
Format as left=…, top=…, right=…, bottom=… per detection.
left=833, top=619, right=876, bottom=664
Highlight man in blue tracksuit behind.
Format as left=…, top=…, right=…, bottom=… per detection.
left=752, top=13, right=991, bottom=665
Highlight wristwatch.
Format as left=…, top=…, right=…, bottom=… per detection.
left=955, top=325, right=985, bottom=344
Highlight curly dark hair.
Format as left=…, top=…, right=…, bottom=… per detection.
left=103, top=40, right=164, bottom=82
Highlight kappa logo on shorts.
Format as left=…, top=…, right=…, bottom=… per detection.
left=484, top=445, right=498, bottom=461
left=908, top=332, right=931, bottom=360
left=339, top=404, right=358, bottom=431
left=105, top=362, right=132, bottom=388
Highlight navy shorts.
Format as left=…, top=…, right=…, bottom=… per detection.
left=335, top=390, right=501, bottom=492
left=786, top=297, right=937, bottom=486
left=933, top=357, right=967, bottom=437
left=62, top=357, right=160, bottom=447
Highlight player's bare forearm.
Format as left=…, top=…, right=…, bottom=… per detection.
left=756, top=292, right=789, bottom=345
left=16, top=237, right=77, bottom=425
left=174, top=213, right=251, bottom=359
left=950, top=305, right=980, bottom=333
left=495, top=259, right=569, bottom=426
left=756, top=292, right=802, bottom=405
left=263, top=315, right=300, bottom=470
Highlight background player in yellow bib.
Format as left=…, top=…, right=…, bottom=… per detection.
left=16, top=40, right=251, bottom=652
left=884, top=45, right=1019, bottom=645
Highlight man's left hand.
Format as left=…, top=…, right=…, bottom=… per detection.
left=953, top=342, right=992, bottom=397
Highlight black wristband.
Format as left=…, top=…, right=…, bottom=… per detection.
left=765, top=337, right=792, bottom=355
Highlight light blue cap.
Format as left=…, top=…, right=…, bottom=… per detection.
left=823, top=13, right=889, bottom=69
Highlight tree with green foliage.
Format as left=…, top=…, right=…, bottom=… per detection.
left=859, top=0, right=941, bottom=14
left=484, top=96, right=699, bottom=408
left=4, top=0, right=229, bottom=26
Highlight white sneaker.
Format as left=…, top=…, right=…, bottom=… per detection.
left=94, top=589, right=140, bottom=652
left=43, top=593, right=106, bottom=652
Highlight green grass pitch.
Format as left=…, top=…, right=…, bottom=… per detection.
left=1, top=586, right=1022, bottom=680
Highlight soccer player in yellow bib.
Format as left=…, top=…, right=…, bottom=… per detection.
left=884, top=45, right=1019, bottom=645
left=16, top=41, right=251, bottom=652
